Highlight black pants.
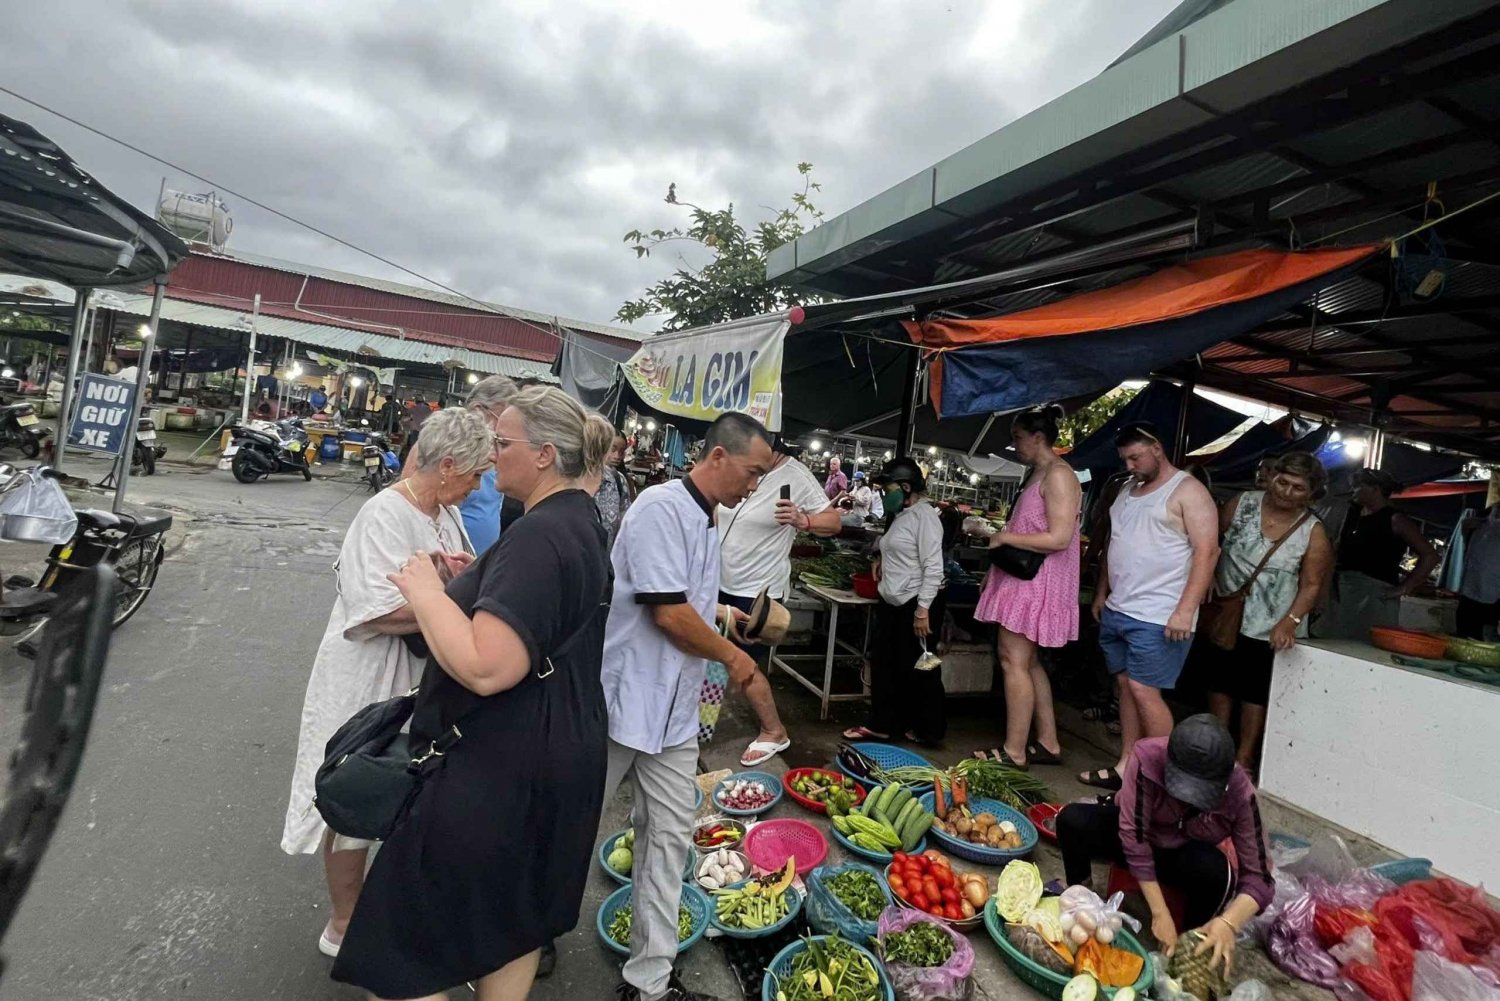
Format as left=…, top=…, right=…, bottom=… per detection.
left=1056, top=802, right=1232, bottom=928
left=1457, top=595, right=1500, bottom=640
left=868, top=596, right=946, bottom=743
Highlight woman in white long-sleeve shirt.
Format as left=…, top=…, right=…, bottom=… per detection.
left=843, top=456, right=948, bottom=744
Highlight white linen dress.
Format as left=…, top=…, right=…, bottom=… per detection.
left=280, top=488, right=471, bottom=855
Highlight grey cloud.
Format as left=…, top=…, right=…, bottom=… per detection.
left=1, top=0, right=1179, bottom=328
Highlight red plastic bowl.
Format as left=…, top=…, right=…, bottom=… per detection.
left=742, top=818, right=828, bottom=876
left=1027, top=802, right=1063, bottom=843
left=851, top=572, right=880, bottom=600
left=782, top=768, right=868, bottom=815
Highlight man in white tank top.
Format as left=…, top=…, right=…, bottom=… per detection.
left=1080, top=422, right=1219, bottom=792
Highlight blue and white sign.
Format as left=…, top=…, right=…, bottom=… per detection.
left=67, top=373, right=138, bottom=455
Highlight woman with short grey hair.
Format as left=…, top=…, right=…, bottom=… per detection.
left=333, top=385, right=613, bottom=1001
left=281, top=406, right=493, bottom=961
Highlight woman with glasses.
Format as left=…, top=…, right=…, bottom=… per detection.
left=280, top=407, right=491, bottom=960
left=970, top=405, right=1081, bottom=768
left=331, top=387, right=614, bottom=1001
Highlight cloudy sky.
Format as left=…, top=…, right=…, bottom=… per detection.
left=1, top=0, right=1180, bottom=331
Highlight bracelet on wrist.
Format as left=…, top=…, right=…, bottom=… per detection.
left=1213, top=915, right=1238, bottom=933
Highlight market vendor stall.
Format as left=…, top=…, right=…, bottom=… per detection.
left=1262, top=638, right=1500, bottom=891
left=771, top=581, right=878, bottom=719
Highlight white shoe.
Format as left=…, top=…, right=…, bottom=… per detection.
left=318, top=926, right=341, bottom=958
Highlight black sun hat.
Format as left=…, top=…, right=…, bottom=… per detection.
left=1164, top=714, right=1237, bottom=812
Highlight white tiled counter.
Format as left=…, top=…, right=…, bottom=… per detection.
left=1263, top=639, right=1500, bottom=889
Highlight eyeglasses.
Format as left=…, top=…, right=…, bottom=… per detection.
left=493, top=435, right=539, bottom=450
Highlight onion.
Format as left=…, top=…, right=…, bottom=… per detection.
left=1060, top=913, right=1076, bottom=934
left=1069, top=924, right=1091, bottom=947
left=1076, top=910, right=1097, bottom=933
left=1096, top=926, right=1116, bottom=945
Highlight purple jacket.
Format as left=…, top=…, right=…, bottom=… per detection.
left=1117, top=737, right=1275, bottom=911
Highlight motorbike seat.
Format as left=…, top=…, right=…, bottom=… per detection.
left=111, top=509, right=174, bottom=537
left=75, top=508, right=121, bottom=531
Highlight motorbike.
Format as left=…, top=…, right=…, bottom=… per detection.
left=223, top=417, right=313, bottom=484
left=0, top=401, right=51, bottom=458
left=131, top=415, right=166, bottom=476
left=0, top=464, right=171, bottom=634
left=361, top=427, right=399, bottom=492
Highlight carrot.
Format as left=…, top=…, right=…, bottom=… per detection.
left=934, top=777, right=947, bottom=817
left=952, top=776, right=969, bottom=809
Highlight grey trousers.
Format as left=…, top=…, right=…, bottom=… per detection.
left=604, top=737, right=698, bottom=1000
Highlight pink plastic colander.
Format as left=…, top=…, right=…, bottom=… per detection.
left=742, top=818, right=828, bottom=876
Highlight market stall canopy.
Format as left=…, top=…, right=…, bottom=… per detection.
left=1063, top=380, right=1250, bottom=472
left=552, top=328, right=635, bottom=412
left=908, top=246, right=1378, bottom=418
left=1200, top=417, right=1333, bottom=483
left=0, top=113, right=187, bottom=287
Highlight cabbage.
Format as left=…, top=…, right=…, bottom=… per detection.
left=997, top=860, right=1043, bottom=922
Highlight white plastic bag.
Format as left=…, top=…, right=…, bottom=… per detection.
left=1411, top=952, right=1500, bottom=1001
left=0, top=469, right=76, bottom=544
left=1058, top=885, right=1139, bottom=949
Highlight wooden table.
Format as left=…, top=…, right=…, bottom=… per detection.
left=771, top=582, right=879, bottom=719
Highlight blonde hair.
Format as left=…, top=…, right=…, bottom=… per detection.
left=412, top=407, right=494, bottom=474
left=467, top=375, right=519, bottom=412
left=506, top=386, right=611, bottom=479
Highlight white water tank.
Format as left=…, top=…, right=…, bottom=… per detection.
left=158, top=190, right=233, bottom=249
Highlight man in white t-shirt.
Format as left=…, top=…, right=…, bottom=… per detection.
left=718, top=444, right=842, bottom=765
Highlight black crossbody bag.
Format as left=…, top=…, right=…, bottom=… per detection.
left=989, top=543, right=1046, bottom=581
left=314, top=604, right=603, bottom=841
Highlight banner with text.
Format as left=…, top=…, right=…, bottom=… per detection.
left=67, top=373, right=138, bottom=455
left=620, top=315, right=787, bottom=429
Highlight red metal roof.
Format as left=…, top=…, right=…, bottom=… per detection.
left=161, top=253, right=640, bottom=363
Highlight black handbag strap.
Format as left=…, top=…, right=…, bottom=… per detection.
left=1224, top=508, right=1313, bottom=600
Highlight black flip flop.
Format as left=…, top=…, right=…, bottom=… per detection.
left=1026, top=743, right=1063, bottom=766
left=974, top=747, right=1029, bottom=771
left=1078, top=767, right=1123, bottom=791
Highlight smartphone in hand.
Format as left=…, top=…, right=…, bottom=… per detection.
left=780, top=484, right=791, bottom=501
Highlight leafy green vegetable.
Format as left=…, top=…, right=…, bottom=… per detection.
left=883, top=922, right=955, bottom=967
left=607, top=904, right=693, bottom=946
left=825, top=870, right=887, bottom=921
left=773, top=934, right=883, bottom=1001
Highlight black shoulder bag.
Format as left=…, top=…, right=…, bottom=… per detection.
left=314, top=602, right=603, bottom=841
left=988, top=543, right=1046, bottom=581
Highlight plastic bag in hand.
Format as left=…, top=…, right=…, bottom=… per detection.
left=876, top=908, right=975, bottom=1001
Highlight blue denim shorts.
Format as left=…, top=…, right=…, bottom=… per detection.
left=1098, top=606, right=1192, bottom=690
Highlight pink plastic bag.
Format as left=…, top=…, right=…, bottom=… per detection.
left=876, top=908, right=975, bottom=1001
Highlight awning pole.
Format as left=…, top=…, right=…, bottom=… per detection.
left=240, top=294, right=260, bottom=420
left=112, top=283, right=165, bottom=513
left=895, top=350, right=920, bottom=457
left=1172, top=380, right=1195, bottom=465
left=54, top=289, right=91, bottom=474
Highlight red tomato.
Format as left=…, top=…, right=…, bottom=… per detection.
left=903, top=862, right=924, bottom=883
left=922, top=877, right=941, bottom=902
left=928, top=904, right=946, bottom=917
left=891, top=852, right=909, bottom=865
left=888, top=875, right=906, bottom=896
left=908, top=890, right=928, bottom=909
left=940, top=887, right=960, bottom=906
left=933, top=868, right=956, bottom=890
left=945, top=903, right=963, bottom=921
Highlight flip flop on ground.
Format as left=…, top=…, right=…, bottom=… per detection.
left=842, top=725, right=890, bottom=740
left=1078, top=766, right=1123, bottom=790
left=740, top=737, right=791, bottom=767
left=972, top=747, right=1029, bottom=771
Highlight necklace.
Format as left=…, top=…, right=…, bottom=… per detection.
left=399, top=479, right=439, bottom=520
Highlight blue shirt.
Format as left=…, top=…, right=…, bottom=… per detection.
left=458, top=469, right=504, bottom=555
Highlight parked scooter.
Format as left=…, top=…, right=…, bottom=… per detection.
left=223, top=417, right=313, bottom=483
left=0, top=401, right=50, bottom=458
left=131, top=415, right=166, bottom=476
left=361, top=427, right=399, bottom=492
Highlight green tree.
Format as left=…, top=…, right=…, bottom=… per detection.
left=1057, top=386, right=1140, bottom=449
left=617, top=164, right=825, bottom=331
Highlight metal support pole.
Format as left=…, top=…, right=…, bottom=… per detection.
left=894, top=349, right=920, bottom=458
left=240, top=293, right=260, bottom=421
left=178, top=326, right=194, bottom=398
left=80, top=305, right=96, bottom=375
left=112, top=284, right=165, bottom=513
left=1172, top=379, right=1195, bottom=465
left=55, top=289, right=91, bottom=474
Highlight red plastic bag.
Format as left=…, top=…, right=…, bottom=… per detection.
left=1319, top=905, right=1378, bottom=950
left=1374, top=879, right=1500, bottom=967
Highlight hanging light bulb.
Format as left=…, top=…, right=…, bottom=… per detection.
left=970, top=473, right=981, bottom=485
left=883, top=450, right=893, bottom=461
left=467, top=372, right=479, bottom=385
left=927, top=445, right=938, bottom=456
left=645, top=419, right=657, bottom=432
left=809, top=439, right=822, bottom=452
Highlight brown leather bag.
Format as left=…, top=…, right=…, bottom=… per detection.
left=1199, top=509, right=1312, bottom=651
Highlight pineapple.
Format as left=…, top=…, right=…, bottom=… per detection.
left=1167, top=930, right=1227, bottom=1000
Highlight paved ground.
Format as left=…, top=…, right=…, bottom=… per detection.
left=0, top=457, right=1358, bottom=999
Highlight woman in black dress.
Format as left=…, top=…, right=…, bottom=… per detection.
left=333, top=386, right=615, bottom=1000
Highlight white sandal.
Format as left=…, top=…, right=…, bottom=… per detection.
left=739, top=737, right=791, bottom=767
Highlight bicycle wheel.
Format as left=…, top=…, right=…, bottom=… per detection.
left=111, top=534, right=163, bottom=628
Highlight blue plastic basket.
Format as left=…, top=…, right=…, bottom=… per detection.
left=596, top=882, right=711, bottom=956
left=1371, top=857, right=1433, bottom=885
left=761, top=935, right=895, bottom=1001
left=918, top=793, right=1038, bottom=864
left=695, top=784, right=705, bottom=812
left=707, top=880, right=804, bottom=939
left=806, top=862, right=894, bottom=941
left=830, top=824, right=926, bottom=865
left=711, top=770, right=784, bottom=817
left=597, top=829, right=696, bottom=886
left=836, top=743, right=934, bottom=789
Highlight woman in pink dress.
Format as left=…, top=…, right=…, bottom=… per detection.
left=972, top=405, right=1081, bottom=768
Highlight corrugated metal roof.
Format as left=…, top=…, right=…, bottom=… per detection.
left=202, top=248, right=650, bottom=343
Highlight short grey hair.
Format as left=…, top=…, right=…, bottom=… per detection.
left=412, top=407, right=494, bottom=474
left=467, top=375, right=519, bottom=412
left=507, top=386, right=612, bottom=479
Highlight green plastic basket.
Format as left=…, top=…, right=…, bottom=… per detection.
left=982, top=897, right=1152, bottom=999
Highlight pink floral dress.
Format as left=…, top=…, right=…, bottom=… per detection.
left=974, top=477, right=1080, bottom=647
